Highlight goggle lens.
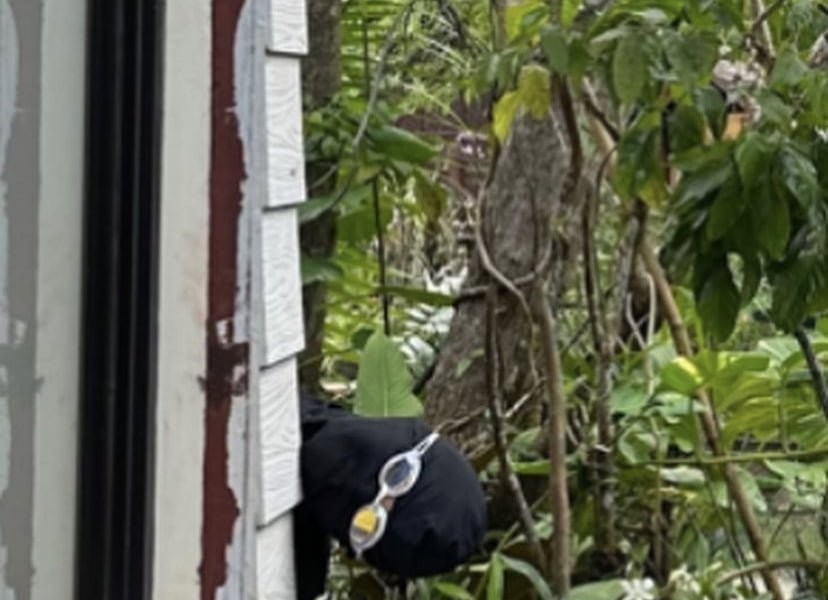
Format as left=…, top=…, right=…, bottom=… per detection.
left=349, top=504, right=386, bottom=554
left=384, top=456, right=415, bottom=489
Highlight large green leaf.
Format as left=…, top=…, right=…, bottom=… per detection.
left=500, top=555, right=554, bottom=600
left=735, top=132, right=776, bottom=186
left=568, top=579, right=625, bottom=599
left=517, top=64, right=551, bottom=119
left=613, top=34, right=647, bottom=105
left=486, top=553, right=504, bottom=600
left=541, top=25, right=569, bottom=75
left=299, top=185, right=372, bottom=223
left=367, top=125, right=438, bottom=165
left=664, top=29, right=718, bottom=87
left=674, top=155, right=733, bottom=206
left=706, top=175, right=743, bottom=241
left=504, top=0, right=546, bottom=41
left=667, top=103, right=706, bottom=155
left=353, top=331, right=423, bottom=417
left=777, top=145, right=820, bottom=209
left=752, top=184, right=790, bottom=260
left=660, top=356, right=704, bottom=395
left=433, top=582, right=474, bottom=600
left=493, top=91, right=520, bottom=142
left=615, top=120, right=663, bottom=201
left=770, top=46, right=808, bottom=88
left=378, top=285, right=454, bottom=307
left=301, top=256, right=344, bottom=285
left=697, top=262, right=741, bottom=343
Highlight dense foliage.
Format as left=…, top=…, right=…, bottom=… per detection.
left=300, top=0, right=828, bottom=597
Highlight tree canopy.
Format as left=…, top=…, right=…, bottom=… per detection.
left=300, top=0, right=828, bottom=597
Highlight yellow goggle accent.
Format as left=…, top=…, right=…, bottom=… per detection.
left=352, top=507, right=379, bottom=534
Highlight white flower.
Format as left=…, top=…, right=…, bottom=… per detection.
left=668, top=566, right=701, bottom=594
left=621, top=578, right=656, bottom=600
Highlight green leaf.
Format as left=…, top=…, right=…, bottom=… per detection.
left=354, top=331, right=423, bottom=418
left=433, top=582, right=474, bottom=600
left=562, top=0, right=580, bottom=27
left=500, top=555, right=554, bottom=600
left=674, top=154, right=733, bottom=206
left=770, top=46, right=808, bottom=89
left=752, top=184, right=790, bottom=260
left=613, top=34, right=647, bottom=105
left=660, top=356, right=704, bottom=394
left=541, top=25, right=569, bottom=75
left=693, top=87, right=726, bottom=139
left=615, top=122, right=663, bottom=201
left=735, top=132, right=776, bottom=187
left=756, top=89, right=794, bottom=126
left=697, top=262, right=741, bottom=343
left=706, top=175, right=743, bottom=241
left=569, top=579, right=625, bottom=600
left=512, top=460, right=551, bottom=475
left=667, top=103, right=706, bottom=155
left=661, top=466, right=706, bottom=487
left=493, top=91, right=520, bottom=142
left=777, top=145, right=820, bottom=209
left=301, top=256, right=344, bottom=285
left=338, top=200, right=392, bottom=244
left=504, top=0, right=545, bottom=41
left=299, top=185, right=371, bottom=223
left=378, top=285, right=454, bottom=307
left=665, top=29, right=718, bottom=88
left=734, top=465, right=768, bottom=512
left=367, top=125, right=438, bottom=165
left=517, top=64, right=551, bottom=119
left=486, top=553, right=504, bottom=600
left=413, top=170, right=447, bottom=223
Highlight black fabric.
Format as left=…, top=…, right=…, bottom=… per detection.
left=293, top=395, right=486, bottom=599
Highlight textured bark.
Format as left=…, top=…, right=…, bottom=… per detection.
left=424, top=112, right=570, bottom=441
left=298, top=0, right=341, bottom=391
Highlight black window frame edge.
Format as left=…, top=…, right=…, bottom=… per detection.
left=76, top=1, right=165, bottom=598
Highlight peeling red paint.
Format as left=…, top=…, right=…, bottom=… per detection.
left=200, top=0, right=248, bottom=598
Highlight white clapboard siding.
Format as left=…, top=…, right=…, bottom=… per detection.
left=265, top=56, right=305, bottom=208
left=257, top=358, right=302, bottom=525
left=261, top=208, right=304, bottom=366
left=257, top=515, right=296, bottom=599
left=268, top=0, right=307, bottom=54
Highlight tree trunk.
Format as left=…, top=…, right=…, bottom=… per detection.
left=298, top=0, right=341, bottom=391
left=424, top=111, right=570, bottom=444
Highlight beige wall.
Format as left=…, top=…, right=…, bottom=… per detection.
left=0, top=0, right=85, bottom=598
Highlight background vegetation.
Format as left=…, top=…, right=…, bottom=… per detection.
left=298, top=0, right=828, bottom=597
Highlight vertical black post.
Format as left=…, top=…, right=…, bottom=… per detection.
left=76, top=1, right=164, bottom=599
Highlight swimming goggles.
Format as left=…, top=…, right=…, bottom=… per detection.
left=349, top=431, right=440, bottom=557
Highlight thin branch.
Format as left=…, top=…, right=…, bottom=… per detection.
left=484, top=283, right=546, bottom=569
left=473, top=194, right=540, bottom=387
left=581, top=82, right=619, bottom=141
left=533, top=282, right=571, bottom=595
left=751, top=0, right=786, bottom=38
left=794, top=326, right=828, bottom=420
left=717, top=560, right=828, bottom=586
left=582, top=166, right=617, bottom=554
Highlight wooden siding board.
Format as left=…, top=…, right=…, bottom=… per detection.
left=261, top=208, right=304, bottom=365
left=256, top=515, right=296, bottom=599
left=265, top=56, right=305, bottom=208
left=257, top=358, right=301, bottom=525
left=268, top=0, right=307, bottom=54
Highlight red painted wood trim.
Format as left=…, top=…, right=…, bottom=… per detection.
left=200, top=0, right=248, bottom=598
